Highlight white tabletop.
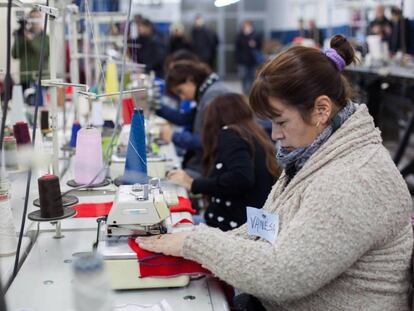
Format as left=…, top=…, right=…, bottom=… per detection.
left=0, top=237, right=31, bottom=290
left=5, top=230, right=229, bottom=311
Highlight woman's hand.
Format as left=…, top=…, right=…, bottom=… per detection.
left=167, top=169, right=194, bottom=191
left=160, top=124, right=174, bottom=143
left=136, top=232, right=192, bottom=257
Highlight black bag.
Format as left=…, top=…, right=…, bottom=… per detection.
left=233, top=293, right=267, bottom=311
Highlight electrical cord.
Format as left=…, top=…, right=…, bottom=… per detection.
left=0, top=277, right=7, bottom=311
left=0, top=0, right=13, bottom=151
left=12, top=2, right=49, bottom=279
left=93, top=216, right=106, bottom=249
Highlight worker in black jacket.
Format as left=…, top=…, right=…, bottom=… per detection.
left=167, top=93, right=280, bottom=231
left=129, top=18, right=166, bottom=77
left=191, top=15, right=218, bottom=68
left=389, top=6, right=412, bottom=54
left=235, top=21, right=263, bottom=95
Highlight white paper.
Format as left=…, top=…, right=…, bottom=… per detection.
left=246, top=206, right=279, bottom=244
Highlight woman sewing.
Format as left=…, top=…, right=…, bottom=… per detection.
left=137, top=35, right=413, bottom=310
left=167, top=93, right=279, bottom=231
left=158, top=60, right=229, bottom=178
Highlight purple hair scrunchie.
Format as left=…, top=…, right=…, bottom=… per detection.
left=324, top=48, right=346, bottom=72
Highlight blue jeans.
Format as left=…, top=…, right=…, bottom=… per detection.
left=238, top=65, right=256, bottom=95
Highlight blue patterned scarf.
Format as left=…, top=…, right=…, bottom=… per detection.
left=276, top=101, right=356, bottom=178
left=197, top=73, right=220, bottom=100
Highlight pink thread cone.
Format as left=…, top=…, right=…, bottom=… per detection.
left=74, top=127, right=105, bottom=185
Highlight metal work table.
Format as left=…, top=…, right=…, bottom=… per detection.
left=5, top=230, right=229, bottom=311
left=345, top=63, right=414, bottom=176
left=346, top=64, right=414, bottom=80
left=0, top=237, right=31, bottom=290
left=2, top=135, right=229, bottom=310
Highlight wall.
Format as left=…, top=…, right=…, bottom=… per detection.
left=267, top=0, right=414, bottom=44
left=120, top=0, right=181, bottom=23
left=267, top=0, right=349, bottom=31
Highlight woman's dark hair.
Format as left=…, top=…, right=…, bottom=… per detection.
left=164, top=49, right=203, bottom=73
left=165, top=60, right=211, bottom=97
left=391, top=6, right=401, bottom=16
left=202, top=93, right=280, bottom=178
left=250, top=34, right=357, bottom=121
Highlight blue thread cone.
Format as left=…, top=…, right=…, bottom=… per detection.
left=70, top=122, right=81, bottom=148
left=119, top=109, right=148, bottom=184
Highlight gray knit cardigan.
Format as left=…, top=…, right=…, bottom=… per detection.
left=183, top=104, right=413, bottom=311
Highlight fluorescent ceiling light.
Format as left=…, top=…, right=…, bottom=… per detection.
left=214, top=0, right=240, bottom=7
left=0, top=0, right=23, bottom=7
left=133, top=0, right=181, bottom=4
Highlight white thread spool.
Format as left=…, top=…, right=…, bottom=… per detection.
left=78, top=96, right=90, bottom=118
left=72, top=254, right=113, bottom=311
left=118, top=124, right=131, bottom=146
left=0, top=145, right=17, bottom=256
left=9, top=85, right=27, bottom=125
left=91, top=101, right=104, bottom=127
left=0, top=197, right=17, bottom=256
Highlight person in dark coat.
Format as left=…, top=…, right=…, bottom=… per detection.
left=389, top=6, right=412, bottom=54
left=368, top=4, right=392, bottom=41
left=235, top=20, right=262, bottom=95
left=167, top=93, right=280, bottom=231
left=129, top=18, right=166, bottom=77
left=191, top=15, right=218, bottom=68
left=307, top=19, right=324, bottom=47
left=168, top=23, right=191, bottom=54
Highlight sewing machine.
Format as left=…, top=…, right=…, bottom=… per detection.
left=96, top=180, right=192, bottom=289
left=106, top=181, right=173, bottom=236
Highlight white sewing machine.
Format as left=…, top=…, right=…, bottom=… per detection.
left=97, top=180, right=193, bottom=289
left=106, top=181, right=173, bottom=236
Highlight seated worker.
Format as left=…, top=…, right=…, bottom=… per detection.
left=167, top=93, right=279, bottom=231
left=160, top=49, right=272, bottom=136
left=159, top=60, right=229, bottom=178
left=159, top=49, right=203, bottom=132
left=137, top=35, right=413, bottom=310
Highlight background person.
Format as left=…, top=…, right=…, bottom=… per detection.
left=12, top=9, right=49, bottom=91
left=235, top=20, right=263, bottom=95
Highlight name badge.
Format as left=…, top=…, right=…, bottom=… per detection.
left=247, top=206, right=279, bottom=243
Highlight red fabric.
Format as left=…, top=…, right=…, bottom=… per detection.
left=169, top=197, right=196, bottom=214
left=72, top=196, right=194, bottom=217
left=122, top=97, right=135, bottom=124
left=127, top=238, right=210, bottom=277
left=73, top=202, right=113, bottom=218
left=172, top=218, right=193, bottom=227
